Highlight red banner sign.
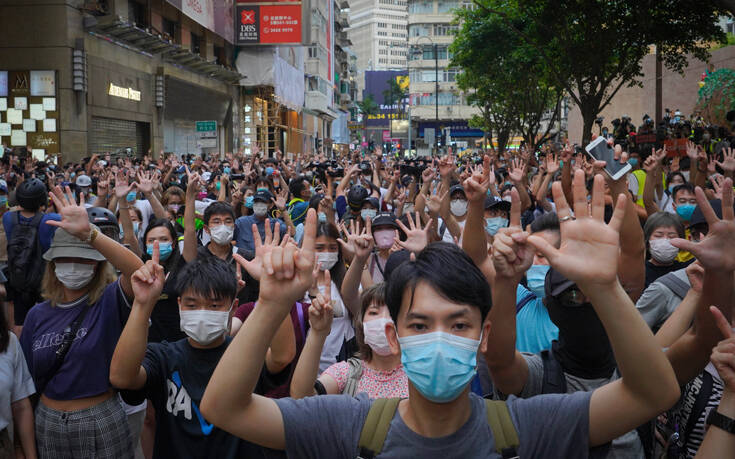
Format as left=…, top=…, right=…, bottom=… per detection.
left=236, top=3, right=303, bottom=45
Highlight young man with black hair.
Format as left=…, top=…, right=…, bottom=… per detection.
left=110, top=251, right=295, bottom=459
left=201, top=201, right=680, bottom=457
left=287, top=176, right=311, bottom=227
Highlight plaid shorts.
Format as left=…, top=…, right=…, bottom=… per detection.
left=35, top=396, right=133, bottom=459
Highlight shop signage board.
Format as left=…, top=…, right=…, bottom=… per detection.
left=0, top=70, right=59, bottom=154
left=235, top=0, right=309, bottom=45
left=165, top=0, right=234, bottom=43
left=196, top=120, right=217, bottom=148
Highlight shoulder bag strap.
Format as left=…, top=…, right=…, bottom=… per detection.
left=357, top=398, right=401, bottom=459
left=343, top=357, right=363, bottom=397
left=484, top=399, right=520, bottom=458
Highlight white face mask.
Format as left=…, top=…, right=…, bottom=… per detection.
left=316, top=251, right=339, bottom=270
left=209, top=224, right=234, bottom=245
left=363, top=317, right=394, bottom=356
left=649, top=238, right=679, bottom=264
left=253, top=202, right=268, bottom=217
left=450, top=199, right=468, bottom=217
left=179, top=308, right=230, bottom=345
left=361, top=208, right=377, bottom=221
left=54, top=262, right=96, bottom=290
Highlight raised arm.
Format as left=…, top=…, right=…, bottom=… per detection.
left=527, top=171, right=680, bottom=448
left=484, top=189, right=533, bottom=396
left=654, top=262, right=702, bottom=348
left=461, top=156, right=493, bottom=282
left=182, top=167, right=200, bottom=263
left=339, top=218, right=373, bottom=317
left=113, top=171, right=141, bottom=257
left=290, top=272, right=339, bottom=398
left=110, top=243, right=166, bottom=390
left=508, top=158, right=531, bottom=212
left=137, top=171, right=166, bottom=220
left=201, top=210, right=317, bottom=450
left=666, top=180, right=735, bottom=384
left=48, top=185, right=143, bottom=298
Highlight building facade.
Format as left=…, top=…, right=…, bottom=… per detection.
left=348, top=0, right=408, bottom=95
left=407, top=0, right=480, bottom=154
left=0, top=0, right=242, bottom=162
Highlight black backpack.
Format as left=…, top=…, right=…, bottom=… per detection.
left=7, top=212, right=46, bottom=298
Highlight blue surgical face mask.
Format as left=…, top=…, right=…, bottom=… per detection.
left=668, top=183, right=677, bottom=194
left=265, top=167, right=274, bottom=175
left=398, top=331, right=481, bottom=403
left=216, top=182, right=221, bottom=191
left=628, top=158, right=638, bottom=167
left=126, top=191, right=137, bottom=203
left=223, top=167, right=231, bottom=175
left=526, top=264, right=550, bottom=298
left=317, top=212, right=327, bottom=223
left=484, top=217, right=508, bottom=236
left=147, top=241, right=173, bottom=261
left=676, top=203, right=696, bottom=221
left=245, top=195, right=254, bottom=209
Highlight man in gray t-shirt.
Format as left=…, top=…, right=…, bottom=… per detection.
left=276, top=390, right=591, bottom=458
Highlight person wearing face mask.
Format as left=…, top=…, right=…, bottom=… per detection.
left=110, top=256, right=294, bottom=459
left=290, top=283, right=408, bottom=399
left=643, top=212, right=689, bottom=288
left=75, top=174, right=96, bottom=208
left=436, top=184, right=468, bottom=244
left=161, top=186, right=185, bottom=222
left=306, top=222, right=356, bottom=372
left=483, top=195, right=510, bottom=238
left=19, top=185, right=143, bottom=459
left=365, top=213, right=399, bottom=284
left=234, top=189, right=286, bottom=256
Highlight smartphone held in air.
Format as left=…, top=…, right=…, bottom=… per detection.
left=585, top=137, right=632, bottom=181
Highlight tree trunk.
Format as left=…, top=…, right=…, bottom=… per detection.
left=581, top=105, right=597, bottom=146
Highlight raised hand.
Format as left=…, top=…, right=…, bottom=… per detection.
left=438, top=155, right=454, bottom=179
left=463, top=167, right=489, bottom=203
left=46, top=185, right=92, bottom=239
left=421, top=165, right=436, bottom=184
left=685, top=261, right=704, bottom=293
left=715, top=147, right=735, bottom=173
left=273, top=188, right=288, bottom=211
left=396, top=212, right=433, bottom=253
left=253, top=210, right=316, bottom=307
left=671, top=178, right=735, bottom=271
left=185, top=166, right=201, bottom=199
left=114, top=170, right=135, bottom=200
left=427, top=183, right=447, bottom=216
left=686, top=140, right=699, bottom=161
left=308, top=269, right=334, bottom=335
left=492, top=188, right=533, bottom=280
left=527, top=170, right=626, bottom=289
left=546, top=153, right=560, bottom=175
left=136, top=170, right=154, bottom=194
left=234, top=220, right=289, bottom=281
left=508, top=158, right=526, bottom=183
left=711, top=174, right=725, bottom=200
left=131, top=241, right=166, bottom=306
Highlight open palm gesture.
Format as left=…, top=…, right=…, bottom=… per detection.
left=396, top=212, right=433, bottom=253
left=47, top=185, right=92, bottom=240
left=528, top=170, right=626, bottom=289
left=235, top=220, right=289, bottom=281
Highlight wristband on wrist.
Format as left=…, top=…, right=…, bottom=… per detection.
left=707, top=409, right=735, bottom=434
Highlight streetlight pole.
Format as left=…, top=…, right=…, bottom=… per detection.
left=434, top=43, right=438, bottom=157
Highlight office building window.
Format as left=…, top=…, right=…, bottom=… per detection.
left=408, top=0, right=433, bottom=14
left=437, top=0, right=459, bottom=12
left=162, top=17, right=176, bottom=39
left=409, top=24, right=430, bottom=37
left=128, top=0, right=147, bottom=28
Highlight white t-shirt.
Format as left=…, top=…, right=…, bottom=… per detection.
left=133, top=199, right=154, bottom=234
left=315, top=281, right=355, bottom=373
left=0, top=333, right=35, bottom=441
left=437, top=217, right=465, bottom=244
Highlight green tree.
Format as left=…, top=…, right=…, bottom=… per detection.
left=472, top=0, right=727, bottom=144
left=382, top=77, right=409, bottom=116
left=356, top=95, right=380, bottom=141
left=452, top=5, right=563, bottom=153
left=696, top=68, right=735, bottom=126
left=458, top=72, right=517, bottom=154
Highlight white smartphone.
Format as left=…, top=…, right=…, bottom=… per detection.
left=585, top=137, right=632, bottom=181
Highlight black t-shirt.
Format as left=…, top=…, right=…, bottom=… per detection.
left=136, top=337, right=287, bottom=459
left=197, top=243, right=259, bottom=304
left=148, top=255, right=188, bottom=343
left=645, top=259, right=690, bottom=288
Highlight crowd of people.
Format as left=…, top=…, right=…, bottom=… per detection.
left=0, top=124, right=734, bottom=458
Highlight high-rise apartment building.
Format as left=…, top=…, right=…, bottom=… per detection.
left=348, top=0, right=409, bottom=93
left=407, top=0, right=482, bottom=153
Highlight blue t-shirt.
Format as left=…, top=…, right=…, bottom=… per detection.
left=515, top=284, right=558, bottom=354
left=135, top=337, right=286, bottom=459
left=19, top=280, right=131, bottom=400
left=335, top=195, right=348, bottom=220
left=234, top=215, right=286, bottom=254
left=2, top=211, right=61, bottom=253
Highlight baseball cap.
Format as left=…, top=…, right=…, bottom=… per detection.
left=75, top=174, right=92, bottom=187
left=688, top=199, right=735, bottom=228
left=544, top=267, right=575, bottom=299
left=363, top=197, right=380, bottom=209
left=253, top=189, right=274, bottom=203
left=449, top=184, right=466, bottom=198
left=372, top=212, right=398, bottom=229
left=43, top=225, right=106, bottom=262
left=485, top=195, right=511, bottom=212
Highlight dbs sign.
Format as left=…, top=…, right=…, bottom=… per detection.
left=235, top=3, right=303, bottom=45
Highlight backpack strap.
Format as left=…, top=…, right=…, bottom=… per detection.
left=357, top=398, right=400, bottom=459
left=484, top=399, right=520, bottom=459
left=343, top=357, right=363, bottom=397
left=540, top=349, right=567, bottom=394
left=683, top=371, right=714, bottom=442
left=439, top=220, right=447, bottom=239
left=655, top=271, right=690, bottom=299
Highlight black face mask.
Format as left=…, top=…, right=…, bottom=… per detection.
left=546, top=296, right=616, bottom=380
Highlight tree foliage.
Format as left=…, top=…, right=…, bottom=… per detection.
left=696, top=68, right=735, bottom=126
left=468, top=0, right=727, bottom=144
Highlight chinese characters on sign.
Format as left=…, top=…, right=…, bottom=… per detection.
left=236, top=2, right=303, bottom=45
